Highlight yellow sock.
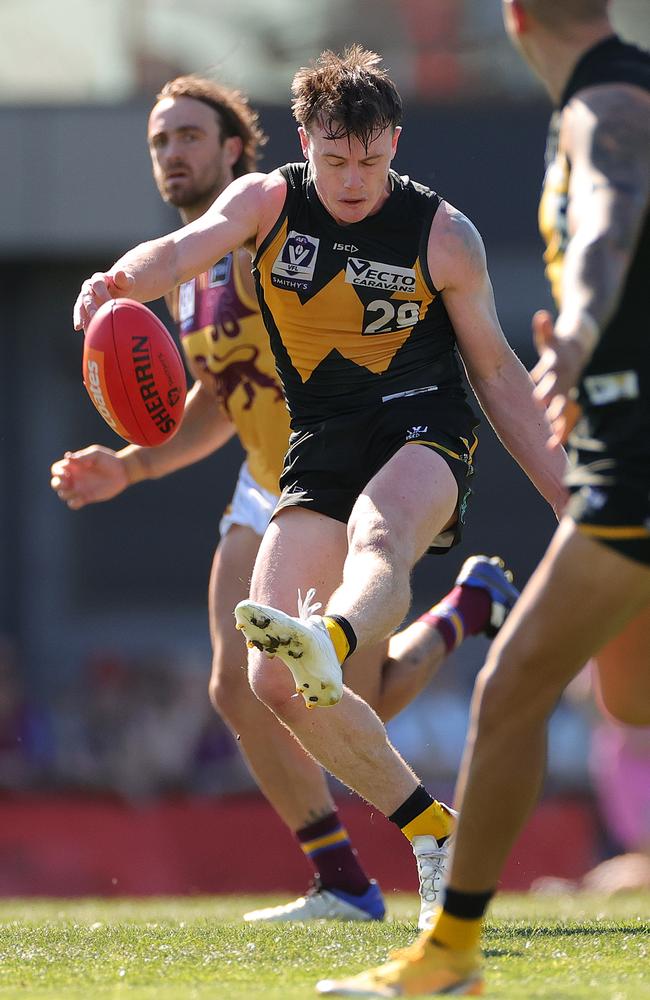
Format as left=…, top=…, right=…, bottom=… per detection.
left=401, top=801, right=455, bottom=842
left=323, top=616, right=350, bottom=665
left=428, top=909, right=483, bottom=952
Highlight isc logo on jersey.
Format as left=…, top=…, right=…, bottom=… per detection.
left=271, top=231, right=320, bottom=290
left=346, top=258, right=416, bottom=293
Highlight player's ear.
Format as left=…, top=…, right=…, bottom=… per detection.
left=298, top=126, right=309, bottom=159
left=223, top=135, right=244, bottom=169
left=390, top=126, right=402, bottom=160
left=509, top=0, right=528, bottom=35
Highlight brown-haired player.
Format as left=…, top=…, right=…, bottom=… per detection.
left=320, top=4, right=650, bottom=995
left=70, top=49, right=565, bottom=930
left=53, top=73, right=522, bottom=926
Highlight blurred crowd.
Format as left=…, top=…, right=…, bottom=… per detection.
left=2, top=629, right=649, bottom=886
left=1, top=628, right=645, bottom=794
left=0, top=633, right=253, bottom=800
left=3, top=625, right=650, bottom=893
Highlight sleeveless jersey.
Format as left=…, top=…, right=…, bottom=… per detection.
left=539, top=36, right=650, bottom=397
left=253, top=163, right=467, bottom=426
left=168, top=252, right=289, bottom=495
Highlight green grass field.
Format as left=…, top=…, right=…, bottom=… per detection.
left=0, top=893, right=648, bottom=999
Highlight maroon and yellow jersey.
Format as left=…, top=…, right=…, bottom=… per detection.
left=168, top=251, right=289, bottom=495
left=253, top=163, right=468, bottom=426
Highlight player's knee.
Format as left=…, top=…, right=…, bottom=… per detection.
left=208, top=656, right=255, bottom=725
left=248, top=661, right=297, bottom=719
left=473, top=641, right=560, bottom=733
left=349, top=522, right=411, bottom=585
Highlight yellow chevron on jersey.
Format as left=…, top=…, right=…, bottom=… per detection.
left=168, top=252, right=290, bottom=494
left=253, top=164, right=465, bottom=424
left=259, top=219, right=434, bottom=382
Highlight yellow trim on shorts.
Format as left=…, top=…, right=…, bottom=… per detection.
left=405, top=435, right=476, bottom=469
left=577, top=524, right=650, bottom=540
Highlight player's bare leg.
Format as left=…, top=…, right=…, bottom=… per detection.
left=209, top=524, right=336, bottom=827
left=241, top=468, right=463, bottom=927
left=209, top=523, right=384, bottom=922
left=593, top=602, right=650, bottom=725
left=450, top=520, right=650, bottom=889
left=378, top=555, right=519, bottom=722
left=244, top=509, right=424, bottom=814
left=317, top=520, right=650, bottom=995
left=378, top=624, right=448, bottom=721
left=327, top=445, right=460, bottom=647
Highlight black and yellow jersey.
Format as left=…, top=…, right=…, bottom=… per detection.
left=539, top=36, right=650, bottom=399
left=167, top=253, right=290, bottom=495
left=253, top=163, right=467, bottom=426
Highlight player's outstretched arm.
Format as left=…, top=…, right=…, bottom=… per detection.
left=73, top=171, right=277, bottom=331
left=51, top=379, right=236, bottom=509
left=429, top=203, right=569, bottom=517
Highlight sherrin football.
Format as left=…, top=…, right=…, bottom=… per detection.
left=82, top=299, right=187, bottom=447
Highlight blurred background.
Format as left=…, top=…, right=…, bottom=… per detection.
left=1, top=0, right=648, bottom=897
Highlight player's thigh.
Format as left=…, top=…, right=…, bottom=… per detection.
left=351, top=444, right=458, bottom=566
left=247, top=507, right=348, bottom=700
left=250, top=506, right=348, bottom=608
left=209, top=523, right=262, bottom=682
left=480, top=519, right=650, bottom=713
left=594, top=602, right=650, bottom=725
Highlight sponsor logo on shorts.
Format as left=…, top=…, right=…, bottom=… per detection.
left=406, top=425, right=428, bottom=441
left=271, top=231, right=320, bottom=290
left=345, top=258, right=416, bottom=292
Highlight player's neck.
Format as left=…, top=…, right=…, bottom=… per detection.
left=533, top=22, right=614, bottom=104
left=179, top=185, right=229, bottom=225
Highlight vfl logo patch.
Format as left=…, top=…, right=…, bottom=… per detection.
left=272, top=231, right=320, bottom=290
left=208, top=255, right=232, bottom=287
left=345, top=258, right=416, bottom=293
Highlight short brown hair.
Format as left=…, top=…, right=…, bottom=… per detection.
left=520, top=0, right=609, bottom=29
left=291, top=45, right=402, bottom=149
left=155, top=76, right=267, bottom=177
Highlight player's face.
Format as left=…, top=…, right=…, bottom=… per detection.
left=148, top=96, right=235, bottom=220
left=300, top=122, right=401, bottom=226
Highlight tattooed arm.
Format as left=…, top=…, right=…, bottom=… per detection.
left=532, top=83, right=650, bottom=438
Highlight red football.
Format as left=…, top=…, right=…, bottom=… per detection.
left=82, top=299, right=187, bottom=446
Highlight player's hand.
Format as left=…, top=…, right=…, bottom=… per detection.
left=73, top=269, right=135, bottom=332
left=50, top=445, right=130, bottom=509
left=530, top=309, right=588, bottom=446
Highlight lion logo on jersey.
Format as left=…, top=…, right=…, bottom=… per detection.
left=194, top=343, right=284, bottom=412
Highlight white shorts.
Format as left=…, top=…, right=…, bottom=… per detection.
left=219, top=462, right=279, bottom=539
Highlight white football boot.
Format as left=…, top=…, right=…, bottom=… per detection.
left=412, top=807, right=458, bottom=930
left=243, top=880, right=385, bottom=923
left=234, top=589, right=343, bottom=708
